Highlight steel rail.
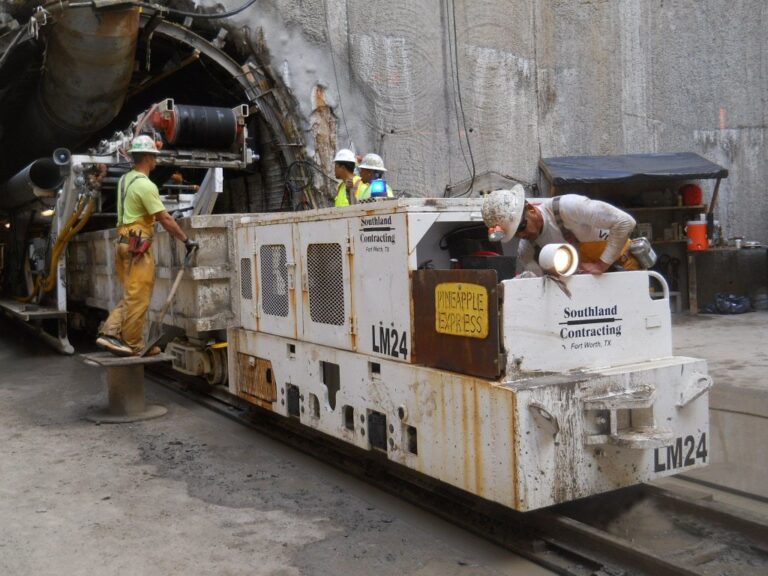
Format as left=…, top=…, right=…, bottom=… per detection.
left=147, top=367, right=768, bottom=576
left=640, top=484, right=768, bottom=548
left=147, top=368, right=601, bottom=576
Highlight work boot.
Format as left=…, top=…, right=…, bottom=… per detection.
left=96, top=335, right=133, bottom=357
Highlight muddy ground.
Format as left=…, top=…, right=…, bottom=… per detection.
left=0, top=319, right=549, bottom=576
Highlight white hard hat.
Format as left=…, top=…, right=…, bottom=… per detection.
left=359, top=153, right=387, bottom=172
left=333, top=149, right=356, bottom=164
left=481, top=185, right=526, bottom=242
left=130, top=135, right=160, bottom=155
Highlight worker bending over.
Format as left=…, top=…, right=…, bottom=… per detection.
left=333, top=149, right=361, bottom=207
left=482, top=186, right=639, bottom=275
left=96, top=136, right=199, bottom=356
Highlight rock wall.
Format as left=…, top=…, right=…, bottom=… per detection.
left=221, top=0, right=767, bottom=242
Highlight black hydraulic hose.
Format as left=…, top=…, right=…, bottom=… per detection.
left=140, top=0, right=259, bottom=19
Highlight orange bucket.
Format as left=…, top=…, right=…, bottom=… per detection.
left=686, top=221, right=708, bottom=251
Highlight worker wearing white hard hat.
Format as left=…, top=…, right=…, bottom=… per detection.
left=482, top=185, right=640, bottom=276
left=356, top=153, right=393, bottom=201
left=333, top=148, right=361, bottom=207
left=96, top=135, right=199, bottom=357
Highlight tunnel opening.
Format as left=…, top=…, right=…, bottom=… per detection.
left=0, top=5, right=314, bottom=222
left=0, top=3, right=316, bottom=302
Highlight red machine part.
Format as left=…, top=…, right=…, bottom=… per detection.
left=146, top=104, right=242, bottom=149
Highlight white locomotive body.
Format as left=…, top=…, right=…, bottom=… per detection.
left=228, top=199, right=711, bottom=511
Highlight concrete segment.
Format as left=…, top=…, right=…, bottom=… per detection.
left=0, top=319, right=549, bottom=575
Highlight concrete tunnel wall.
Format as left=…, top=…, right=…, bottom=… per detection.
left=214, top=0, right=767, bottom=243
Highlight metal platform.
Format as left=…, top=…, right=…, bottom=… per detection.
left=82, top=351, right=172, bottom=423
left=81, top=351, right=174, bottom=366
left=0, top=299, right=68, bottom=321
left=0, top=299, right=73, bottom=354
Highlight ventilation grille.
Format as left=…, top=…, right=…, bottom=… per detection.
left=240, top=257, right=252, bottom=300
left=307, top=243, right=345, bottom=326
left=260, top=245, right=289, bottom=317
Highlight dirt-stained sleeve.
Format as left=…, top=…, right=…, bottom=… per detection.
left=562, top=195, right=636, bottom=264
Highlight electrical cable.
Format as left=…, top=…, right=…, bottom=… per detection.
left=321, top=0, right=351, bottom=146
left=15, top=195, right=96, bottom=302
left=283, top=160, right=336, bottom=210
left=443, top=0, right=471, bottom=181
left=438, top=223, right=486, bottom=250
left=159, top=0, right=259, bottom=19
left=448, top=0, right=476, bottom=198
left=91, top=0, right=262, bottom=20
left=0, top=26, right=28, bottom=72
left=285, top=159, right=337, bottom=183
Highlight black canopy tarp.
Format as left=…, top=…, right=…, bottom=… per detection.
left=539, top=152, right=728, bottom=186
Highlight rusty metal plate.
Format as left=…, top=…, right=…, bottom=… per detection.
left=412, top=270, right=501, bottom=379
left=236, top=353, right=277, bottom=407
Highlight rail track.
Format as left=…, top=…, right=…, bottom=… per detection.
left=150, top=367, right=768, bottom=576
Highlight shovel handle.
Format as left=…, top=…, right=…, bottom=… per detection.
left=157, top=246, right=197, bottom=328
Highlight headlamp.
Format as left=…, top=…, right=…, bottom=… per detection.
left=538, top=243, right=579, bottom=277
left=488, top=225, right=506, bottom=242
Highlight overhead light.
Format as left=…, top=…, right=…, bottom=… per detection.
left=41, top=208, right=55, bottom=217
left=538, top=243, right=579, bottom=277
left=3, top=222, right=10, bottom=229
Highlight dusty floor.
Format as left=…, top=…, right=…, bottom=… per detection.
left=0, top=319, right=550, bottom=576
left=672, top=310, right=768, bottom=498
left=673, top=310, right=768, bottom=392
left=2, top=311, right=765, bottom=575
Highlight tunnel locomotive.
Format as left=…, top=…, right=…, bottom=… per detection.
left=0, top=1, right=712, bottom=512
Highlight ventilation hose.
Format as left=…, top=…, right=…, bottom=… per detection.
left=15, top=196, right=95, bottom=302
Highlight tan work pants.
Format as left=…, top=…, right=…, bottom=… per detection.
left=102, top=223, right=156, bottom=353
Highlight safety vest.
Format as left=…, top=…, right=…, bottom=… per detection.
left=334, top=175, right=362, bottom=207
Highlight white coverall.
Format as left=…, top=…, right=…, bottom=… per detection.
left=517, top=194, right=637, bottom=275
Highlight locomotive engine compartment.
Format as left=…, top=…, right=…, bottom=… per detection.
left=226, top=200, right=711, bottom=511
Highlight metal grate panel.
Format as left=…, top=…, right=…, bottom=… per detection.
left=260, top=245, right=289, bottom=317
left=307, top=243, right=345, bottom=326
left=240, top=257, right=253, bottom=300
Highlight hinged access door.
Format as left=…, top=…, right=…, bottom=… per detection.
left=297, top=219, right=354, bottom=350
left=235, top=224, right=258, bottom=331
left=255, top=223, right=299, bottom=339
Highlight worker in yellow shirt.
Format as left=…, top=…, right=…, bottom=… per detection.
left=333, top=149, right=361, bottom=207
left=96, top=135, right=199, bottom=356
left=357, top=153, right=394, bottom=201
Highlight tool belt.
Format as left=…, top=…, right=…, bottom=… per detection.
left=118, top=230, right=152, bottom=256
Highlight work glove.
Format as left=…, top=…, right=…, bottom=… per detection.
left=184, top=237, right=200, bottom=256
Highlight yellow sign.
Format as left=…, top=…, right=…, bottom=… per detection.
left=435, top=283, right=489, bottom=339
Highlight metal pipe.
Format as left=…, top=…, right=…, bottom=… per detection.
left=0, top=158, right=63, bottom=209
left=21, top=6, right=140, bottom=156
